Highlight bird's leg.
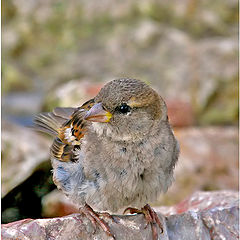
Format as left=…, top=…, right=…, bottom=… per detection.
left=123, top=204, right=163, bottom=240
left=79, top=204, right=115, bottom=239
left=143, top=204, right=163, bottom=239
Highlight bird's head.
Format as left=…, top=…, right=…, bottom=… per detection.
left=84, top=78, right=167, bottom=141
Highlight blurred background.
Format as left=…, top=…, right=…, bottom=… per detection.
left=2, top=0, right=238, bottom=223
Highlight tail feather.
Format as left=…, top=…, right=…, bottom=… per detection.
left=33, top=122, right=57, bottom=136
left=33, top=107, right=77, bottom=136
left=53, top=107, right=76, bottom=119
left=34, top=113, right=59, bottom=136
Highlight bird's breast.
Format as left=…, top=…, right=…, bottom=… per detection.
left=80, top=130, right=175, bottom=211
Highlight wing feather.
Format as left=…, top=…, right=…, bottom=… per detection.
left=33, top=100, right=94, bottom=162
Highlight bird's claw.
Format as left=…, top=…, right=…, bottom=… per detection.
left=123, top=207, right=142, bottom=215
left=79, top=204, right=115, bottom=239
left=123, top=204, right=163, bottom=240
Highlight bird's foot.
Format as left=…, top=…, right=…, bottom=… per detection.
left=97, top=211, right=116, bottom=222
left=123, top=204, right=163, bottom=240
left=79, top=204, right=115, bottom=239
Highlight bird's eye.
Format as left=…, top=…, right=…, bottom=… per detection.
left=116, top=103, right=131, bottom=114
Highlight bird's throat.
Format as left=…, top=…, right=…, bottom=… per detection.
left=91, top=122, right=135, bottom=142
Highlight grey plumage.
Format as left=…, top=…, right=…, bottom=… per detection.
left=34, top=78, right=179, bottom=215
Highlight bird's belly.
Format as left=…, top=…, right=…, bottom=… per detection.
left=75, top=138, right=175, bottom=213
left=85, top=164, right=169, bottom=213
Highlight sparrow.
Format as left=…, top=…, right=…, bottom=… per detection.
left=34, top=78, right=179, bottom=239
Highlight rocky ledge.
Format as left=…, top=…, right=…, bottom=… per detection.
left=2, top=190, right=239, bottom=240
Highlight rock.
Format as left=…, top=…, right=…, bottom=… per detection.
left=158, top=126, right=239, bottom=205
left=1, top=163, right=55, bottom=224
left=2, top=190, right=239, bottom=240
left=166, top=99, right=195, bottom=127
left=1, top=120, right=51, bottom=197
left=156, top=190, right=238, bottom=216
left=2, top=92, right=43, bottom=116
left=2, top=125, right=237, bottom=223
left=163, top=191, right=239, bottom=240
left=42, top=80, right=103, bottom=111
left=132, top=20, right=161, bottom=47
left=41, top=189, right=78, bottom=218
left=1, top=120, right=56, bottom=224
left=3, top=0, right=238, bottom=125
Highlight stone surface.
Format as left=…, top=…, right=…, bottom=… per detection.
left=166, top=99, right=195, bottom=127
left=42, top=80, right=103, bottom=111
left=41, top=189, right=78, bottom=218
left=2, top=124, right=238, bottom=223
left=158, top=126, right=239, bottom=206
left=2, top=191, right=239, bottom=240
left=1, top=120, right=51, bottom=197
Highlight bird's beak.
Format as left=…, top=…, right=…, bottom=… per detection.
left=84, top=102, right=112, bottom=122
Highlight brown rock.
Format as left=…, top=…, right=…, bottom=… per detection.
left=2, top=191, right=239, bottom=240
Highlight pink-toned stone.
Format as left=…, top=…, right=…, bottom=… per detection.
left=166, top=99, right=195, bottom=127
left=156, top=190, right=238, bottom=216
left=158, top=126, right=238, bottom=206
left=42, top=189, right=78, bottom=218
left=2, top=191, right=238, bottom=240
left=85, top=83, right=103, bottom=97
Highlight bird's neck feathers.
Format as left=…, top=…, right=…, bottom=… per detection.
left=90, top=118, right=167, bottom=143
left=91, top=122, right=134, bottom=142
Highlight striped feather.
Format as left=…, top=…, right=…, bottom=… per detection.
left=33, top=100, right=95, bottom=162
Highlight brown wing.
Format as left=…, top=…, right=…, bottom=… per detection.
left=33, top=107, right=75, bottom=136
left=33, top=99, right=94, bottom=162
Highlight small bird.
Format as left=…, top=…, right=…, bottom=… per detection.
left=34, top=78, right=179, bottom=239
